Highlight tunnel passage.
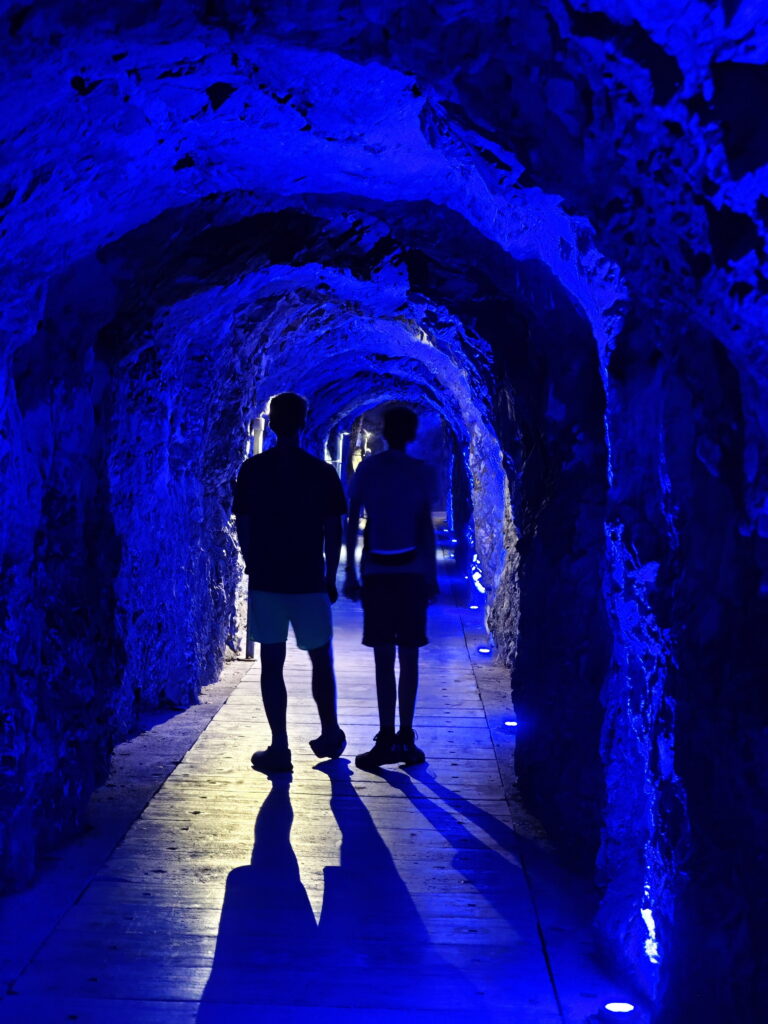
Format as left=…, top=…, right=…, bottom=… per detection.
left=3, top=3, right=768, bottom=1020
left=3, top=192, right=613, bottom=889
left=100, top=198, right=612, bottom=803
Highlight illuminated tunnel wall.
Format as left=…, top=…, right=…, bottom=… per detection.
left=1, top=2, right=767, bottom=1020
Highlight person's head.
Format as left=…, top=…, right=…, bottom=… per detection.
left=268, top=392, right=308, bottom=438
left=383, top=405, right=418, bottom=449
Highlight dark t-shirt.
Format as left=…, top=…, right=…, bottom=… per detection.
left=233, top=447, right=347, bottom=593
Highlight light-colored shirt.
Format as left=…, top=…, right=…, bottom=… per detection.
left=349, top=450, right=436, bottom=577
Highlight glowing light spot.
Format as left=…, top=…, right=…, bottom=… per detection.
left=478, top=646, right=491, bottom=654
left=604, top=1003, right=635, bottom=1013
left=504, top=720, right=517, bottom=727
left=469, top=604, right=479, bottom=609
left=470, top=552, right=486, bottom=593
left=641, top=906, right=660, bottom=964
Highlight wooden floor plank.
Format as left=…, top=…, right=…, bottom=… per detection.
left=1, top=559, right=633, bottom=1022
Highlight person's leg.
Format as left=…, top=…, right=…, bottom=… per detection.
left=374, top=643, right=397, bottom=734
left=397, top=646, right=419, bottom=734
left=260, top=642, right=288, bottom=749
left=356, top=580, right=400, bottom=770
left=308, top=642, right=341, bottom=736
left=290, top=594, right=345, bottom=758
left=355, top=642, right=400, bottom=769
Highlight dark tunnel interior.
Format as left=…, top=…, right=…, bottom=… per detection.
left=1, top=2, right=767, bottom=1021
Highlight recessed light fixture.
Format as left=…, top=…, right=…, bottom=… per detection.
left=604, top=1003, right=635, bottom=1014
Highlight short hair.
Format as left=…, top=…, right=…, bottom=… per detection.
left=383, top=405, right=418, bottom=446
left=269, top=392, right=308, bottom=434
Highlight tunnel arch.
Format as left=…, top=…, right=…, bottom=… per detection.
left=7, top=6, right=767, bottom=1018
left=86, top=193, right=614, bottom=902
left=4, top=172, right=616, bottom=876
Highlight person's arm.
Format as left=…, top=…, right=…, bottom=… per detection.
left=343, top=496, right=362, bottom=600
left=324, top=515, right=342, bottom=603
left=421, top=465, right=438, bottom=598
left=420, top=500, right=438, bottom=598
left=235, top=514, right=255, bottom=574
left=233, top=463, right=254, bottom=573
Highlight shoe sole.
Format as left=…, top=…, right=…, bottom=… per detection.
left=309, top=734, right=347, bottom=759
left=251, top=756, right=293, bottom=774
left=355, top=754, right=401, bottom=769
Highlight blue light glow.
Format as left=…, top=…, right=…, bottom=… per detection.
left=470, top=552, right=486, bottom=593
left=1, top=4, right=754, bottom=1010
left=641, top=906, right=660, bottom=965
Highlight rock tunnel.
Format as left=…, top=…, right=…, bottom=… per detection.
left=1, top=1, right=767, bottom=1020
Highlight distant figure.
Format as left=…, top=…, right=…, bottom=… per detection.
left=234, top=393, right=347, bottom=774
left=343, top=406, right=437, bottom=769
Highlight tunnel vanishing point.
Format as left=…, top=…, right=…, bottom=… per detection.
left=1, top=1, right=767, bottom=1020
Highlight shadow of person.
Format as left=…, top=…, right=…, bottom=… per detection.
left=196, top=776, right=317, bottom=1020
left=197, top=761, right=485, bottom=1020
left=303, top=758, right=484, bottom=1012
left=374, top=765, right=543, bottom=944
left=400, top=761, right=605, bottom=933
left=386, top=766, right=627, bottom=1016
left=397, top=764, right=522, bottom=855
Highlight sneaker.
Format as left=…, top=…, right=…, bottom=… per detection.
left=355, top=730, right=400, bottom=770
left=397, top=728, right=426, bottom=766
left=309, top=728, right=347, bottom=759
left=250, top=745, right=293, bottom=774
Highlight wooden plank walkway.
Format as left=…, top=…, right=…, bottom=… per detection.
left=0, top=555, right=635, bottom=1023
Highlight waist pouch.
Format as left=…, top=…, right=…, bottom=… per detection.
left=367, top=548, right=417, bottom=567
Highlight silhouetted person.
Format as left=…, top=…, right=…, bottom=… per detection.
left=343, top=406, right=437, bottom=769
left=234, top=392, right=347, bottom=773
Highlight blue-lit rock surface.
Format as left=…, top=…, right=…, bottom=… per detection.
left=1, top=2, right=766, bottom=1020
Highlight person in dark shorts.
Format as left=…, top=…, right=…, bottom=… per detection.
left=234, top=392, right=348, bottom=774
left=343, top=405, right=437, bottom=769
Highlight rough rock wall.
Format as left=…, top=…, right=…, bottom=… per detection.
left=601, top=312, right=768, bottom=1014
left=486, top=261, right=612, bottom=871
left=0, top=256, right=123, bottom=885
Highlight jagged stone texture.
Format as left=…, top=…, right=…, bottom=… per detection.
left=1, top=1, right=767, bottom=1020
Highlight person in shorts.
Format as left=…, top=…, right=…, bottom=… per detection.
left=343, top=405, right=437, bottom=769
left=234, top=392, right=347, bottom=774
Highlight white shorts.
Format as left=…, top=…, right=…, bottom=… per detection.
left=247, top=590, right=332, bottom=650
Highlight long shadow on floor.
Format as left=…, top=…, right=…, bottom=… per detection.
left=398, top=763, right=598, bottom=928
left=196, top=760, right=486, bottom=1020
left=375, top=765, right=540, bottom=925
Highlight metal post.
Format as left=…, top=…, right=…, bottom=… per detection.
left=446, top=449, right=454, bottom=534
left=252, top=415, right=265, bottom=456
left=332, top=430, right=347, bottom=477
left=244, top=415, right=265, bottom=661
